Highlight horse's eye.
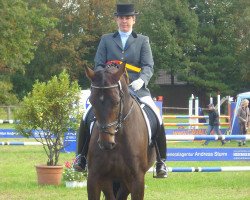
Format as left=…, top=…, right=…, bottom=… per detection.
left=113, top=101, right=119, bottom=106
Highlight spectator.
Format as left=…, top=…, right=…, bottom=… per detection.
left=202, top=103, right=226, bottom=146
left=237, top=99, right=249, bottom=146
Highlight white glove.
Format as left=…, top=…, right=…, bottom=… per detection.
left=129, top=78, right=144, bottom=91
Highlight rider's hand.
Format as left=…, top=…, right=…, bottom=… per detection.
left=129, top=78, right=144, bottom=91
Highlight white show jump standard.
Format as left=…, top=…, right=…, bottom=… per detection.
left=165, top=135, right=250, bottom=141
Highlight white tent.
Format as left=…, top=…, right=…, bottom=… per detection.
left=231, top=91, right=250, bottom=134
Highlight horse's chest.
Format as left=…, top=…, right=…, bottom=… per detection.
left=90, top=149, right=133, bottom=174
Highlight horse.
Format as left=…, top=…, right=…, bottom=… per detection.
left=84, top=62, right=157, bottom=200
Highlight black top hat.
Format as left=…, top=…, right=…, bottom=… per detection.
left=114, top=3, right=139, bottom=16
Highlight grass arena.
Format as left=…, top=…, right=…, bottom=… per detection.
left=1, top=139, right=250, bottom=200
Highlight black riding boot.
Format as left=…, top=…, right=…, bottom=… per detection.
left=155, top=124, right=168, bottom=178
left=73, top=108, right=94, bottom=171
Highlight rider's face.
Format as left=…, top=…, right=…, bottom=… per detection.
left=116, top=16, right=135, bottom=32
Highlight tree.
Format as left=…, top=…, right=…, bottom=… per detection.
left=0, top=0, right=57, bottom=102
left=0, top=81, right=19, bottom=105
left=21, top=0, right=117, bottom=93
left=232, top=0, right=250, bottom=89
left=0, top=0, right=57, bottom=71
left=137, top=0, right=198, bottom=85
left=185, top=0, right=250, bottom=95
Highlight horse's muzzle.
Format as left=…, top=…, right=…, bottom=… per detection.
left=97, top=139, right=116, bottom=150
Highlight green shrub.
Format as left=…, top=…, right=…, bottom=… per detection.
left=14, top=70, right=82, bottom=166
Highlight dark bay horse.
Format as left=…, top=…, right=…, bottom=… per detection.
left=85, top=63, right=156, bottom=200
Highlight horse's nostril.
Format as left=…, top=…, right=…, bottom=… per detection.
left=98, top=140, right=116, bottom=150
left=111, top=143, right=116, bottom=149
left=97, top=140, right=104, bottom=149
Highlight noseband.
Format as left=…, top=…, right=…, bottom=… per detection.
left=91, top=81, right=134, bottom=136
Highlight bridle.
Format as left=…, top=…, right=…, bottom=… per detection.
left=91, top=80, right=134, bottom=136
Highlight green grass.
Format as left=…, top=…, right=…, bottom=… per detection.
left=0, top=144, right=250, bottom=200
left=0, top=124, right=14, bottom=129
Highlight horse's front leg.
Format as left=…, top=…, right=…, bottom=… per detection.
left=116, top=183, right=129, bottom=200
left=102, top=180, right=116, bottom=200
left=87, top=174, right=101, bottom=200
left=130, top=173, right=145, bottom=200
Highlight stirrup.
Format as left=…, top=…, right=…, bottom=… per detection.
left=153, top=161, right=168, bottom=178
left=73, top=154, right=87, bottom=172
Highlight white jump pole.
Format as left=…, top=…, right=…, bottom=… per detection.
left=195, top=97, right=199, bottom=129
left=148, top=166, right=250, bottom=173
left=210, top=95, right=213, bottom=104
left=217, top=94, right=221, bottom=115
left=165, top=134, right=250, bottom=141
left=217, top=94, right=221, bottom=128
left=189, top=94, right=194, bottom=129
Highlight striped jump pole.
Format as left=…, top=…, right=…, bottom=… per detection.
left=165, top=135, right=250, bottom=141
left=163, top=115, right=230, bottom=119
left=0, top=141, right=42, bottom=146
left=0, top=120, right=19, bottom=124
left=164, top=122, right=230, bottom=126
left=167, top=166, right=250, bottom=172
left=149, top=166, right=250, bottom=173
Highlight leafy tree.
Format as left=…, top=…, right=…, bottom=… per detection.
left=137, top=0, right=198, bottom=85
left=10, top=70, right=33, bottom=99
left=185, top=0, right=249, bottom=95
left=0, top=0, right=57, bottom=71
left=0, top=80, right=19, bottom=105
left=0, top=0, right=57, bottom=101
left=232, top=0, right=250, bottom=90
left=23, top=0, right=117, bottom=89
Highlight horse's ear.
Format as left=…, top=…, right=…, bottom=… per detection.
left=85, top=66, right=95, bottom=81
left=114, top=62, right=126, bottom=82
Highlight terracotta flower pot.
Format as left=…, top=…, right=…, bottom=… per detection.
left=35, top=165, right=63, bottom=185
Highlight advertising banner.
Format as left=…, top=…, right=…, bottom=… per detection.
left=167, top=148, right=250, bottom=161
left=0, top=129, right=77, bottom=152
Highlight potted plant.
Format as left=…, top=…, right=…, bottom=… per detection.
left=63, top=160, right=87, bottom=188
left=15, top=70, right=82, bottom=185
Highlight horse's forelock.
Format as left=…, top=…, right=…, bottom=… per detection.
left=92, top=70, right=105, bottom=86
left=93, top=66, right=126, bottom=86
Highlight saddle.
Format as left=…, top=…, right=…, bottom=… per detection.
left=131, top=95, right=160, bottom=142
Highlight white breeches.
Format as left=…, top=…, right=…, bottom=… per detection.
left=139, top=96, right=163, bottom=125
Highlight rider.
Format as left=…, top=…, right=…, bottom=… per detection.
left=74, top=3, right=168, bottom=178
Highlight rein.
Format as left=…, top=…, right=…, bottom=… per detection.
left=91, top=81, right=134, bottom=136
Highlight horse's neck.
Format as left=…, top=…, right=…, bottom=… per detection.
left=121, top=94, right=149, bottom=146
left=123, top=92, right=133, bottom=112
